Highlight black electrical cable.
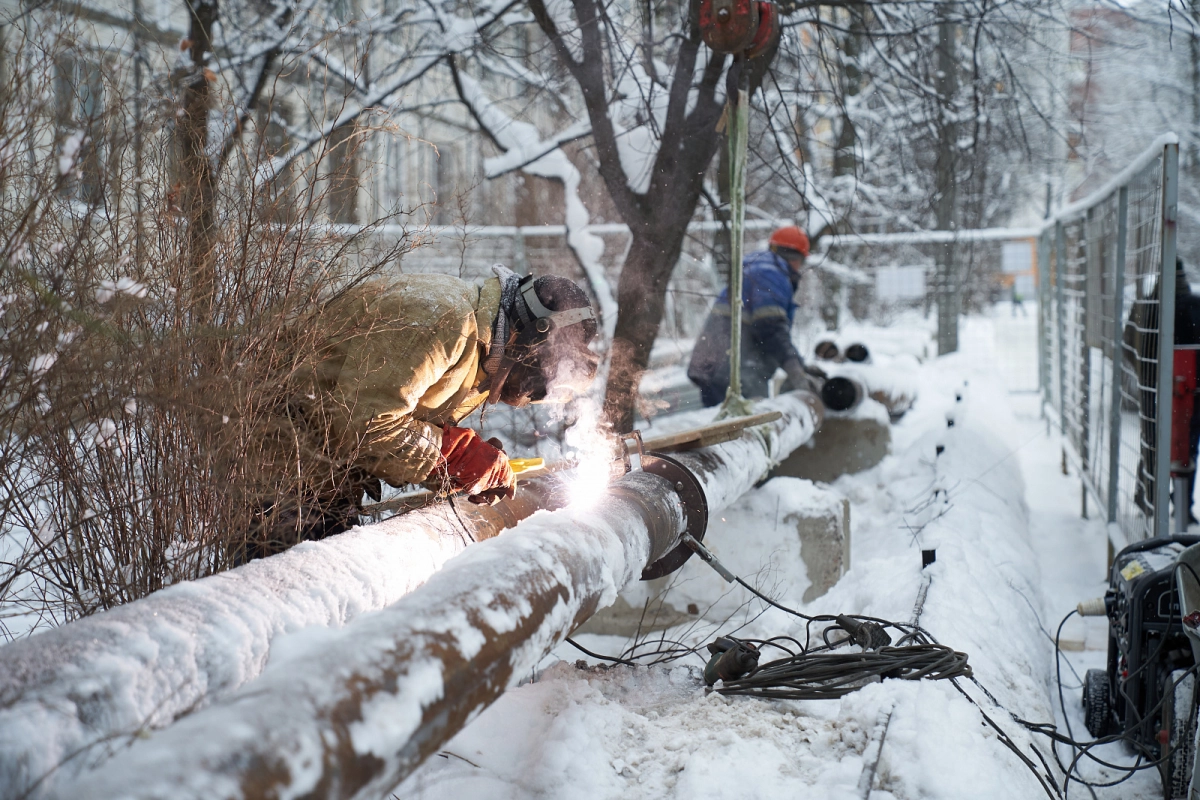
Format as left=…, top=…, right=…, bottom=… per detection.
left=570, top=570, right=1064, bottom=798
left=564, top=637, right=637, bottom=667
left=732, top=575, right=927, bottom=651
left=569, top=548, right=1200, bottom=798
left=730, top=575, right=1062, bottom=798
left=928, top=561, right=1200, bottom=798
left=1008, top=560, right=1200, bottom=797
left=948, top=679, right=1063, bottom=800
left=1052, top=608, right=1090, bottom=794
left=715, top=642, right=972, bottom=700
left=709, top=543, right=1200, bottom=796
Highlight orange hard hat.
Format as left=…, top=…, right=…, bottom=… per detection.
left=768, top=225, right=810, bottom=258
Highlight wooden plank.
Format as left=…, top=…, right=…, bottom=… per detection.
left=640, top=410, right=783, bottom=453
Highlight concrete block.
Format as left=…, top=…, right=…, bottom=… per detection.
left=796, top=494, right=851, bottom=602
left=771, top=400, right=891, bottom=482
left=574, top=478, right=850, bottom=637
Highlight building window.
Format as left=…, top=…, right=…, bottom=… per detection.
left=259, top=102, right=295, bottom=224
left=55, top=55, right=105, bottom=204
left=382, top=135, right=404, bottom=212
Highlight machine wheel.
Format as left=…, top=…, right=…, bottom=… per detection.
left=1083, top=668, right=1113, bottom=738
left=1163, top=669, right=1198, bottom=800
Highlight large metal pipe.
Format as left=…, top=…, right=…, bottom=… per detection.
left=821, top=375, right=866, bottom=412
left=810, top=344, right=914, bottom=421
left=0, top=465, right=625, bottom=800
left=49, top=391, right=820, bottom=799
left=0, top=470, right=581, bottom=800
left=0, top=502, right=480, bottom=800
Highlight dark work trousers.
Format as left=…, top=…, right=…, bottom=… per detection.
left=240, top=494, right=362, bottom=563
left=235, top=472, right=378, bottom=564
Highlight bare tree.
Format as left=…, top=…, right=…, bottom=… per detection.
left=520, top=0, right=783, bottom=431
left=0, top=6, right=453, bottom=630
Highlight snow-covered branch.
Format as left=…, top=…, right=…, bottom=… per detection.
left=453, top=66, right=617, bottom=335
left=248, top=0, right=519, bottom=185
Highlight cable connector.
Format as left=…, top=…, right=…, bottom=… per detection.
left=704, top=637, right=760, bottom=686
left=681, top=533, right=736, bottom=583
left=835, top=614, right=892, bottom=651
left=1076, top=598, right=1106, bottom=617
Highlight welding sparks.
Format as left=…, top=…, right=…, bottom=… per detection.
left=566, top=460, right=610, bottom=509
left=561, top=399, right=617, bottom=509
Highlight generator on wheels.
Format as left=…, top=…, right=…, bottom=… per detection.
left=1084, top=536, right=1200, bottom=799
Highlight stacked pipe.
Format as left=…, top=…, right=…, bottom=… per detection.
left=1, top=391, right=822, bottom=800
left=812, top=341, right=915, bottom=421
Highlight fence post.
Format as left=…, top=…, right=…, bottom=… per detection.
left=1155, top=142, right=1179, bottom=538
left=1038, top=231, right=1050, bottom=411
left=513, top=227, right=530, bottom=276
left=1082, top=209, right=1094, bottom=515
left=1108, top=187, right=1128, bottom=523
left=1056, top=222, right=1068, bottom=427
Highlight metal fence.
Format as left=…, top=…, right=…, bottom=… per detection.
left=345, top=219, right=789, bottom=344
left=1039, top=136, right=1179, bottom=544
left=821, top=231, right=1042, bottom=392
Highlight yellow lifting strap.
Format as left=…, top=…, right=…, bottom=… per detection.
left=718, top=64, right=755, bottom=421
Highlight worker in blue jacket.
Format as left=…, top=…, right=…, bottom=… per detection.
left=687, top=225, right=824, bottom=406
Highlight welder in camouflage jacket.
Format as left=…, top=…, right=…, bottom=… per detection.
left=687, top=226, right=824, bottom=406
left=241, top=267, right=598, bottom=561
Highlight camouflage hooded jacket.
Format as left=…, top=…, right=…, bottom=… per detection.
left=269, top=274, right=501, bottom=495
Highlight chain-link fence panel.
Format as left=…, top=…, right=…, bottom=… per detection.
left=1039, top=137, right=1179, bottom=545
left=1114, top=149, right=1171, bottom=541
left=1038, top=230, right=1058, bottom=414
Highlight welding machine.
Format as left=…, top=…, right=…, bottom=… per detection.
left=1083, top=536, right=1199, bottom=798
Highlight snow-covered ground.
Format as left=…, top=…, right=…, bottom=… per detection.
left=397, top=307, right=1158, bottom=800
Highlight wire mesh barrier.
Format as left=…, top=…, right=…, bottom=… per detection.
left=822, top=233, right=1042, bottom=392
left=1039, top=136, right=1179, bottom=544
left=341, top=219, right=782, bottom=343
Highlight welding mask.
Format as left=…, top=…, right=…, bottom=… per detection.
left=489, top=276, right=600, bottom=407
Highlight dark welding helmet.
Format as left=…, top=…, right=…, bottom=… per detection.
left=488, top=275, right=600, bottom=405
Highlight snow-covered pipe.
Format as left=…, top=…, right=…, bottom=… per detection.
left=812, top=341, right=869, bottom=363
left=50, top=391, right=820, bottom=799
left=0, top=470, right=583, bottom=800
left=821, top=376, right=866, bottom=412
left=0, top=505, right=481, bottom=800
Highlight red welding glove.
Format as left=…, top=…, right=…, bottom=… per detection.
left=439, top=426, right=515, bottom=505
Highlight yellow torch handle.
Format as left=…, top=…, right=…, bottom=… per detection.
left=507, top=457, right=545, bottom=475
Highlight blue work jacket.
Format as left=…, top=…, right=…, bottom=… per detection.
left=686, top=251, right=803, bottom=405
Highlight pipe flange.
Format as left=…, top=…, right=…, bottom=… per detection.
left=640, top=452, right=709, bottom=580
